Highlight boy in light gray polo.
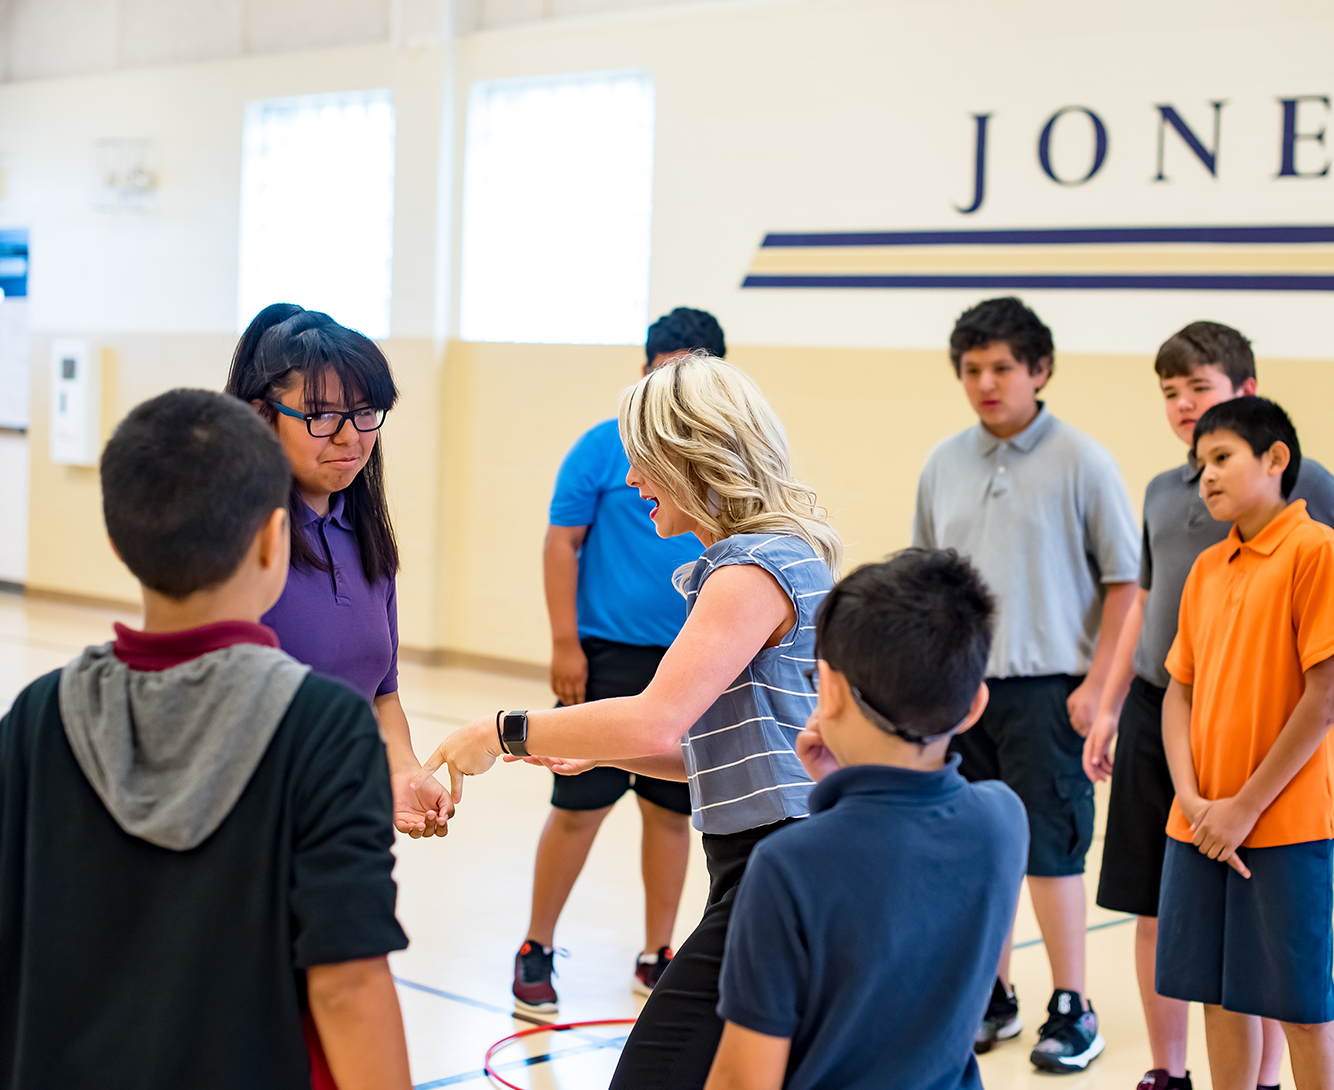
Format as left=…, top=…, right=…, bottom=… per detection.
left=913, top=296, right=1139, bottom=1074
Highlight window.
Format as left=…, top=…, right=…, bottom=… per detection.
left=459, top=70, right=655, bottom=345
left=238, top=90, right=396, bottom=339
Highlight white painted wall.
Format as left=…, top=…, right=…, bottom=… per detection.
left=0, top=43, right=450, bottom=339
left=0, top=431, right=27, bottom=582
left=455, top=0, right=1334, bottom=359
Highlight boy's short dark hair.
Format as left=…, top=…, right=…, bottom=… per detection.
left=1194, top=395, right=1301, bottom=499
left=646, top=307, right=726, bottom=363
left=948, top=297, right=1054, bottom=379
left=815, top=549, right=995, bottom=740
left=1154, top=321, right=1255, bottom=389
left=101, top=389, right=291, bottom=598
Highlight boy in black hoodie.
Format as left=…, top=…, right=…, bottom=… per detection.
left=0, top=389, right=423, bottom=1090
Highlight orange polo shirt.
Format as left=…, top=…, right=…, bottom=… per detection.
left=1165, top=500, right=1334, bottom=847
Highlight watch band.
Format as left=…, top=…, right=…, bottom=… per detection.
left=495, top=709, right=509, bottom=755
left=502, top=710, right=530, bottom=758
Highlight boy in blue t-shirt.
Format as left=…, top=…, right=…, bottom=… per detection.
left=706, top=549, right=1029, bottom=1090
left=512, top=307, right=720, bottom=1012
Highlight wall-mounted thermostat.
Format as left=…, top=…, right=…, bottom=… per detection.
left=50, top=339, right=100, bottom=467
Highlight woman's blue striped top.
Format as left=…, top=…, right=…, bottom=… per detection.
left=677, top=533, right=834, bottom=835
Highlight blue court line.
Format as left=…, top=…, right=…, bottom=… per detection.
left=393, top=976, right=551, bottom=1027
left=1013, top=914, right=1136, bottom=950
left=413, top=1035, right=630, bottom=1089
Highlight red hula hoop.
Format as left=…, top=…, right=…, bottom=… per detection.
left=483, top=1018, right=637, bottom=1090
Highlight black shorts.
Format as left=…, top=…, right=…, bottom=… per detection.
left=549, top=636, right=692, bottom=817
left=1096, top=676, right=1172, bottom=916
left=950, top=674, right=1094, bottom=878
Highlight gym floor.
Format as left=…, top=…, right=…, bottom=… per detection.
left=1, top=590, right=1292, bottom=1089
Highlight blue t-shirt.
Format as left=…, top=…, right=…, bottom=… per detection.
left=718, top=758, right=1028, bottom=1090
left=549, top=418, right=703, bottom=648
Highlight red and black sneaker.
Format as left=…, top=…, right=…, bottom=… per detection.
left=512, top=940, right=558, bottom=1014
left=633, top=946, right=674, bottom=997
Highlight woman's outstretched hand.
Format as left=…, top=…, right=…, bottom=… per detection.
left=415, top=716, right=504, bottom=804
left=503, top=753, right=598, bottom=777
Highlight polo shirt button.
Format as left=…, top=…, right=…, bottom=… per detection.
left=998, top=466, right=1007, bottom=474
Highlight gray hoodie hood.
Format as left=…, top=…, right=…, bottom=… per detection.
left=59, top=642, right=310, bottom=851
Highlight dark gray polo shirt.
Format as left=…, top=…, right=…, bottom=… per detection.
left=913, top=406, right=1140, bottom=679
left=1133, top=456, right=1334, bottom=689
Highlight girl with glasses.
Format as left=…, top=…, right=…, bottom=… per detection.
left=227, top=303, right=450, bottom=840
left=416, top=353, right=840, bottom=1089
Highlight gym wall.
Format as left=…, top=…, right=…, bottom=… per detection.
left=4, top=0, right=1331, bottom=668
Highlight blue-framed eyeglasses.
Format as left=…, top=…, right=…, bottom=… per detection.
left=268, top=400, right=387, bottom=438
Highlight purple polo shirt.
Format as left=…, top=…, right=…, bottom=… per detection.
left=262, top=492, right=398, bottom=704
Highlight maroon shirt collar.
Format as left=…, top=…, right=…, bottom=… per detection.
left=111, top=620, right=280, bottom=671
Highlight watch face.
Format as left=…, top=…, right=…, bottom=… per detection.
left=502, top=711, right=527, bottom=742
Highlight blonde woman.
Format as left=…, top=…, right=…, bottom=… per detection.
left=417, top=354, right=840, bottom=1089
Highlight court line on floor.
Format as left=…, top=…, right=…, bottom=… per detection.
left=412, top=1035, right=630, bottom=1090
left=1013, top=913, right=1135, bottom=950
left=394, top=976, right=553, bottom=1027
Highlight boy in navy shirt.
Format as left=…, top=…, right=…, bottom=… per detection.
left=705, top=549, right=1028, bottom=1090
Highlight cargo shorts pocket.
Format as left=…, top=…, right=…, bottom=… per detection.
left=1055, top=773, right=1095, bottom=858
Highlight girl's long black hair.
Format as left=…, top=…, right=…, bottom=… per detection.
left=226, top=303, right=400, bottom=584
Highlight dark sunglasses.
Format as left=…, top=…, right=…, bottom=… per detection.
left=803, top=663, right=957, bottom=747
left=268, top=400, right=387, bottom=438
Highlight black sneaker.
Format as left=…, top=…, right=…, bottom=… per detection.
left=974, top=978, right=1022, bottom=1054
left=1030, top=989, right=1105, bottom=1073
left=633, top=946, right=674, bottom=997
left=1137, top=1071, right=1194, bottom=1090
left=512, top=940, right=557, bottom=1014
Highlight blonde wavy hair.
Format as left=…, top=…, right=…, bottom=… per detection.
left=618, top=353, right=842, bottom=575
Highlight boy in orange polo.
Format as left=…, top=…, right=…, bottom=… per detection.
left=1158, top=396, right=1334, bottom=1090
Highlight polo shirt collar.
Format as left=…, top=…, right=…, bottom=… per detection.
left=976, top=403, right=1054, bottom=457
left=297, top=491, right=352, bottom=530
left=809, top=752, right=966, bottom=813
left=1183, top=452, right=1202, bottom=483
left=1226, top=499, right=1309, bottom=558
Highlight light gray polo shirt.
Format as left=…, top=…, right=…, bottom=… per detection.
left=1133, top=456, right=1334, bottom=689
left=913, top=406, right=1140, bottom=679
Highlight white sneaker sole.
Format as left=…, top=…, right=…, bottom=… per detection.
left=995, top=1015, right=1023, bottom=1041
left=1031, top=1032, right=1105, bottom=1073
left=513, top=995, right=558, bottom=1015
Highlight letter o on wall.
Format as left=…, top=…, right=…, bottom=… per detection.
left=1038, top=106, right=1109, bottom=185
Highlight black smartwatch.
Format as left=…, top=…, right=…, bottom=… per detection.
left=500, top=710, right=530, bottom=758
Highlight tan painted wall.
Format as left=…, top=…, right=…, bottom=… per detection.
left=21, top=327, right=1334, bottom=667
left=24, top=332, right=448, bottom=649
left=430, top=340, right=1334, bottom=667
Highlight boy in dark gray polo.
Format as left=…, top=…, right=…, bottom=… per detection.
left=913, top=297, right=1140, bottom=1073
left=1083, top=322, right=1334, bottom=1090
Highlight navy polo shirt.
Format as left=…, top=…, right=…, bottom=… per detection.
left=263, top=492, right=398, bottom=705
left=718, top=757, right=1028, bottom=1090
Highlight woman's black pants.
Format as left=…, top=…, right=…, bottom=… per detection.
left=608, top=818, right=794, bottom=1090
